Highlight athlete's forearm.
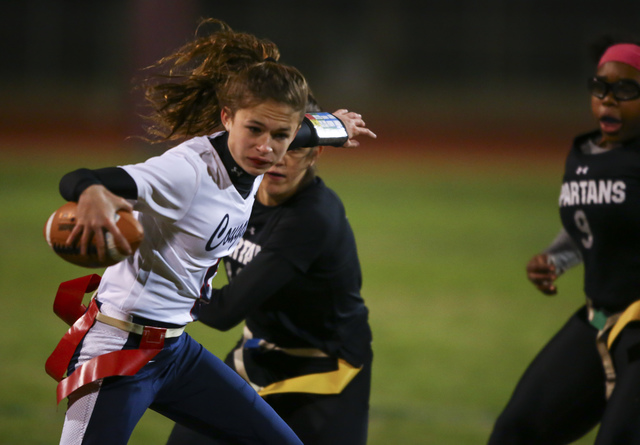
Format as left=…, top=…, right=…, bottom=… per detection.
left=198, top=250, right=298, bottom=331
left=543, top=228, right=583, bottom=275
left=289, top=112, right=348, bottom=150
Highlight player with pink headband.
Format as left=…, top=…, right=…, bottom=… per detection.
left=489, top=36, right=640, bottom=444
left=598, top=43, right=640, bottom=70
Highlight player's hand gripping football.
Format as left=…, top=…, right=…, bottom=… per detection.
left=526, top=253, right=558, bottom=296
left=332, top=109, right=377, bottom=148
left=66, top=185, right=134, bottom=262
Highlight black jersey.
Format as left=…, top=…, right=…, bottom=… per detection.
left=200, top=176, right=372, bottom=367
left=559, top=131, right=640, bottom=312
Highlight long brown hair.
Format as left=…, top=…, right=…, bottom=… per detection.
left=142, top=18, right=308, bottom=141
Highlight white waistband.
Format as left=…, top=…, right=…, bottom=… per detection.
left=95, top=312, right=184, bottom=338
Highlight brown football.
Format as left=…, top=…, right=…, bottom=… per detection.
left=44, top=201, right=144, bottom=268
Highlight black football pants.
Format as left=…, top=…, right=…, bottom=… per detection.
left=488, top=305, right=640, bottom=445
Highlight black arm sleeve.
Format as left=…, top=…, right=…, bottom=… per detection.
left=59, top=167, right=138, bottom=201
left=197, top=250, right=299, bottom=331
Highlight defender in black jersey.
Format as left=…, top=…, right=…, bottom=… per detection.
left=167, top=100, right=375, bottom=445
left=489, top=38, right=640, bottom=444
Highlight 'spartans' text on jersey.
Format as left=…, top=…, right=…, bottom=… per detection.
left=559, top=180, right=626, bottom=207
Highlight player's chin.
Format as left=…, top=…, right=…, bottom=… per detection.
left=244, top=159, right=274, bottom=176
left=249, top=166, right=272, bottom=176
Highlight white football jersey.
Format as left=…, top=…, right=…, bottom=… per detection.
left=96, top=133, right=261, bottom=325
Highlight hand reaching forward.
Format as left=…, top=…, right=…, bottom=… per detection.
left=65, top=185, right=134, bottom=262
left=332, top=109, right=377, bottom=148
left=526, top=253, right=558, bottom=296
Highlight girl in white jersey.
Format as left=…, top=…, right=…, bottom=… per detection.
left=45, top=18, right=373, bottom=445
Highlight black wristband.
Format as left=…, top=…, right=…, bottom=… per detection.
left=288, top=112, right=349, bottom=150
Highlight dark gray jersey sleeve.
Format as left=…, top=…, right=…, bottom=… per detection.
left=543, top=228, right=583, bottom=275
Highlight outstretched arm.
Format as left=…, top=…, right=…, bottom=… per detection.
left=289, top=111, right=376, bottom=149
left=198, top=251, right=299, bottom=331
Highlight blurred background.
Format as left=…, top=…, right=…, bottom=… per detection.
left=2, top=2, right=640, bottom=444
left=3, top=0, right=640, bottom=146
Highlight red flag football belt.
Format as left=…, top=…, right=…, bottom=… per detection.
left=45, top=275, right=184, bottom=404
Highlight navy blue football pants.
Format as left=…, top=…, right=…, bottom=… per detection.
left=488, top=306, right=640, bottom=444
left=68, top=332, right=302, bottom=445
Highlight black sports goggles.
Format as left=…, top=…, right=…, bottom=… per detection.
left=588, top=77, right=640, bottom=101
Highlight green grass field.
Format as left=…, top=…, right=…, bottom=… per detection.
left=0, top=141, right=599, bottom=444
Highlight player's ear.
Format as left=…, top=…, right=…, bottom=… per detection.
left=220, top=107, right=233, bottom=131
left=309, top=146, right=324, bottom=166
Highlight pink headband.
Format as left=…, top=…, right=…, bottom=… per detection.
left=598, top=43, right=640, bottom=72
